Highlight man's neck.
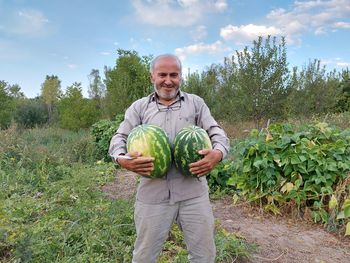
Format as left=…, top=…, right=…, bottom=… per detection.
left=156, top=92, right=180, bottom=106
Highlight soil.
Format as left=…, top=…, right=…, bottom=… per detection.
left=101, top=169, right=350, bottom=263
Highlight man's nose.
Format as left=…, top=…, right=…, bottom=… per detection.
left=164, top=75, right=172, bottom=84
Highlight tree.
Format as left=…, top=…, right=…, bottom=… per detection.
left=14, top=97, right=48, bottom=128
left=88, top=69, right=105, bottom=117
left=234, top=36, right=289, bottom=128
left=291, top=60, right=340, bottom=116
left=59, top=82, right=99, bottom=131
left=182, top=66, right=219, bottom=115
left=335, top=69, right=350, bottom=112
left=88, top=69, right=105, bottom=100
left=8, top=84, right=25, bottom=99
left=105, top=49, right=153, bottom=117
left=41, top=75, right=62, bottom=123
left=0, top=80, right=15, bottom=129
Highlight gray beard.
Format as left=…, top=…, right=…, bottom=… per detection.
left=154, top=85, right=179, bottom=100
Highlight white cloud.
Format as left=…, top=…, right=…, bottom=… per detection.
left=333, top=22, right=350, bottom=29
left=143, top=37, right=153, bottom=43
left=190, top=25, right=208, bottom=41
left=220, top=24, right=282, bottom=44
left=10, top=9, right=49, bottom=36
left=216, top=0, right=350, bottom=47
left=175, top=41, right=230, bottom=61
left=67, top=64, right=78, bottom=69
left=100, top=51, right=111, bottom=56
left=320, top=57, right=350, bottom=68
left=266, top=0, right=350, bottom=41
left=214, top=0, right=228, bottom=12
left=131, top=0, right=228, bottom=27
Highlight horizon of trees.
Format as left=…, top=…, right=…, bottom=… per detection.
left=1, top=35, right=350, bottom=131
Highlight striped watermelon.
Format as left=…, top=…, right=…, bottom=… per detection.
left=127, top=124, right=172, bottom=178
left=173, top=125, right=212, bottom=176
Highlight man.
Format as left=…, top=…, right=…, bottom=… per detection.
left=109, top=54, right=230, bottom=263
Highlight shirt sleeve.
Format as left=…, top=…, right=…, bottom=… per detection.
left=194, top=96, right=230, bottom=159
left=108, top=100, right=143, bottom=158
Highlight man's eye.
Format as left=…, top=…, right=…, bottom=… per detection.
left=170, top=73, right=179, bottom=77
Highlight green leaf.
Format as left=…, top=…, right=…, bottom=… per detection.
left=328, top=195, right=338, bottom=209
left=344, top=206, right=350, bottom=218
left=342, top=199, right=350, bottom=218
left=299, top=155, right=307, bottom=162
left=243, top=164, right=251, bottom=173
left=253, top=159, right=264, bottom=168
left=291, top=155, right=301, bottom=164
left=337, top=211, right=345, bottom=220
left=345, top=222, right=350, bottom=236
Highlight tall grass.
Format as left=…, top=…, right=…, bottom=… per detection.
left=220, top=111, right=350, bottom=140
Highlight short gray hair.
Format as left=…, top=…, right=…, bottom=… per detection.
left=150, top=54, right=182, bottom=74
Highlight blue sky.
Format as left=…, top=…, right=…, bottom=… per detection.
left=1, top=0, right=349, bottom=98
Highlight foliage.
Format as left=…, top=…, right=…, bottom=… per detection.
left=88, top=69, right=106, bottom=117
left=88, top=69, right=105, bottom=100
left=58, top=82, right=100, bottom=131
left=41, top=75, right=62, bottom=123
left=335, top=69, right=350, bottom=112
left=234, top=36, right=290, bottom=127
left=227, top=122, right=350, bottom=234
left=208, top=159, right=237, bottom=198
left=0, top=127, right=135, bottom=262
left=104, top=49, right=153, bottom=117
left=13, top=98, right=48, bottom=128
left=91, top=114, right=124, bottom=161
left=0, top=80, right=15, bottom=129
left=286, top=60, right=341, bottom=117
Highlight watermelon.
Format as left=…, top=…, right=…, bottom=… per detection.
left=127, top=124, right=172, bottom=178
left=173, top=125, right=212, bottom=176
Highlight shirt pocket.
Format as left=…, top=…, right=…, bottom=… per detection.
left=178, top=113, right=196, bottom=127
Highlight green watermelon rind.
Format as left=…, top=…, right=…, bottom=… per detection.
left=173, top=125, right=212, bottom=177
left=127, top=124, right=172, bottom=178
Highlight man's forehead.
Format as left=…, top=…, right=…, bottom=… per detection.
left=153, top=58, right=180, bottom=69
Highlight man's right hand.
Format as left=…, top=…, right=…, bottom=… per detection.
left=117, top=152, right=154, bottom=177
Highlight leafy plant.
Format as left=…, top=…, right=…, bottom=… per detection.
left=91, top=114, right=124, bottom=161
left=227, top=122, right=350, bottom=234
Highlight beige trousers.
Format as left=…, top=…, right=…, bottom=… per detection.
left=132, top=193, right=216, bottom=263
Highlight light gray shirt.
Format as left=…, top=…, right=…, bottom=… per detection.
left=109, top=91, right=230, bottom=204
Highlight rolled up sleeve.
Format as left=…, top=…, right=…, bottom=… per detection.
left=195, top=98, right=230, bottom=159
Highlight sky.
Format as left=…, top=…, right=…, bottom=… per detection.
left=1, top=0, right=349, bottom=98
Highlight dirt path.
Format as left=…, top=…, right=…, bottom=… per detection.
left=212, top=198, right=350, bottom=263
left=102, top=170, right=350, bottom=263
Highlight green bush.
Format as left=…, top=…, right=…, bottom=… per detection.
left=91, top=114, right=124, bottom=161
left=13, top=99, right=48, bottom=128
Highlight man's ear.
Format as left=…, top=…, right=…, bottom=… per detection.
left=150, top=73, right=154, bottom=84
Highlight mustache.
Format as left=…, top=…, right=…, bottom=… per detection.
left=161, top=84, right=175, bottom=88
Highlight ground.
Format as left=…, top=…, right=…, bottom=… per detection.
left=102, top=169, right=350, bottom=263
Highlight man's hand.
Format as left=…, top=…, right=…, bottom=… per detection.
left=117, top=152, right=154, bottom=177
left=189, top=149, right=222, bottom=177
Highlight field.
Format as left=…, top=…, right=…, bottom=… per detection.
left=1, top=114, right=350, bottom=262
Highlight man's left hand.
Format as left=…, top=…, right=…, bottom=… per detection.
left=189, top=149, right=222, bottom=177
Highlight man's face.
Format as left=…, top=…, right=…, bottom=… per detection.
left=151, top=57, right=182, bottom=101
